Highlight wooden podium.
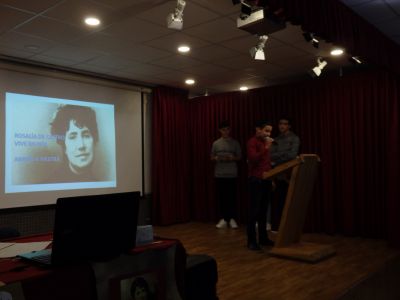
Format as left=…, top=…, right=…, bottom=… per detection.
left=263, top=154, right=335, bottom=262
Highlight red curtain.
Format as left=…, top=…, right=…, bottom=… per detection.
left=151, top=86, right=191, bottom=225
left=385, top=74, right=400, bottom=247
left=152, top=70, right=400, bottom=246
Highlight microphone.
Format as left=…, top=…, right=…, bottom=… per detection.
left=265, top=136, right=274, bottom=143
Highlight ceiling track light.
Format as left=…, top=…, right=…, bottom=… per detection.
left=349, top=56, right=362, bottom=64
left=309, top=57, right=327, bottom=78
left=167, top=0, right=186, bottom=30
left=303, top=32, right=319, bottom=48
left=250, top=35, right=268, bottom=60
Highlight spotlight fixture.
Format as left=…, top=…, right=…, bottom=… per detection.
left=167, top=0, right=186, bottom=30
left=185, top=78, right=195, bottom=85
left=330, top=48, right=344, bottom=56
left=349, top=56, right=362, bottom=64
left=302, top=32, right=319, bottom=48
left=249, top=35, right=268, bottom=60
left=309, top=57, right=327, bottom=78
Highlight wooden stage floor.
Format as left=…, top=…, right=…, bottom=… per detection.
left=154, top=222, right=400, bottom=300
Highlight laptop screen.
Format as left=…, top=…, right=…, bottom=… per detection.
left=51, top=191, right=140, bottom=265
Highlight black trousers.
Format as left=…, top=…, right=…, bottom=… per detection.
left=271, top=179, right=289, bottom=231
left=215, top=178, right=237, bottom=222
left=247, top=177, right=272, bottom=245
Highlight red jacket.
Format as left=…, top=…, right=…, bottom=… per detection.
left=247, top=136, right=271, bottom=179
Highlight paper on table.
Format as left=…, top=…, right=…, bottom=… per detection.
left=0, top=242, right=15, bottom=251
left=0, top=241, right=51, bottom=258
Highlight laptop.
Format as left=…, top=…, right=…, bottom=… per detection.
left=18, top=191, right=140, bottom=266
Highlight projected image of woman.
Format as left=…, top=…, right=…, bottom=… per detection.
left=50, top=104, right=99, bottom=182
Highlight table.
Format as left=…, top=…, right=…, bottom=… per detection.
left=0, top=234, right=185, bottom=300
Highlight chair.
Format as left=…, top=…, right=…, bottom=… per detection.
left=185, top=254, right=218, bottom=300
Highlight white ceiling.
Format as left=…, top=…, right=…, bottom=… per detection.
left=0, top=0, right=395, bottom=96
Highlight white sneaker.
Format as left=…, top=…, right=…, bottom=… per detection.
left=216, top=219, right=228, bottom=229
left=229, top=218, right=238, bottom=229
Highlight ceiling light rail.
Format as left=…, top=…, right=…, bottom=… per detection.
left=302, top=32, right=319, bottom=48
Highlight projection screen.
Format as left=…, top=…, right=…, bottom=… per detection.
left=0, top=63, right=144, bottom=209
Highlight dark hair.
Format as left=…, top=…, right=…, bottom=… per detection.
left=218, top=120, right=230, bottom=129
left=130, top=277, right=151, bottom=300
left=278, top=116, right=292, bottom=125
left=50, top=105, right=99, bottom=148
left=255, top=119, right=272, bottom=128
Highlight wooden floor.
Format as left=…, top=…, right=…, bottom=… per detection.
left=154, top=222, right=400, bottom=300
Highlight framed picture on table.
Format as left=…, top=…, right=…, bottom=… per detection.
left=109, top=268, right=165, bottom=300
